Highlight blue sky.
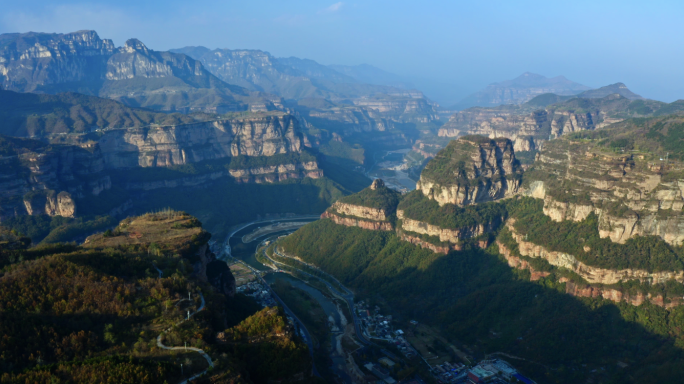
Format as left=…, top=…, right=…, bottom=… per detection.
left=1, top=0, right=683, bottom=104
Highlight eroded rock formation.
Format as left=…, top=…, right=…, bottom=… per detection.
left=500, top=221, right=684, bottom=285
left=416, top=136, right=522, bottom=206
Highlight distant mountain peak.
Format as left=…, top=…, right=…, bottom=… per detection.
left=171, top=46, right=211, bottom=60
left=123, top=38, right=148, bottom=53
left=453, top=73, right=590, bottom=110
left=577, top=83, right=643, bottom=100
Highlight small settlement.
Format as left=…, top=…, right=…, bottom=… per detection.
left=354, top=300, right=536, bottom=384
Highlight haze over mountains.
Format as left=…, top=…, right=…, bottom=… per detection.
left=4, top=17, right=684, bottom=384
left=169, top=45, right=422, bottom=101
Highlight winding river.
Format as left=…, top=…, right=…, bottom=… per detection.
left=222, top=217, right=354, bottom=383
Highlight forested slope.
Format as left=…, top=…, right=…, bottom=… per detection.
left=281, top=218, right=684, bottom=384
left=0, top=211, right=315, bottom=383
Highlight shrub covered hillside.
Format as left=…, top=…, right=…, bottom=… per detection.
left=281, top=215, right=684, bottom=384
left=0, top=210, right=315, bottom=384
left=335, top=178, right=401, bottom=213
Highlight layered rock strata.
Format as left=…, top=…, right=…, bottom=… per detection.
left=98, top=113, right=303, bottom=168
left=322, top=199, right=393, bottom=231
left=0, top=139, right=110, bottom=220
left=499, top=243, right=680, bottom=308
left=500, top=221, right=684, bottom=285
left=397, top=210, right=500, bottom=244
left=320, top=179, right=397, bottom=231
left=416, top=136, right=523, bottom=206
left=0, top=30, right=278, bottom=113
left=321, top=211, right=393, bottom=231
left=525, top=135, right=684, bottom=246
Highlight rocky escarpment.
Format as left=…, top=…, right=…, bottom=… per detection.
left=438, top=104, right=621, bottom=152
left=352, top=95, right=438, bottom=124
left=321, top=179, right=398, bottom=231
left=523, top=121, right=684, bottom=246
left=0, top=30, right=278, bottom=113
left=500, top=221, right=684, bottom=285
left=397, top=210, right=499, bottom=245
left=0, top=137, right=110, bottom=221
left=321, top=211, right=393, bottom=231
left=498, top=242, right=680, bottom=308
left=23, top=190, right=76, bottom=217
left=440, top=90, right=675, bottom=153
left=416, top=136, right=523, bottom=206
left=97, top=113, right=303, bottom=168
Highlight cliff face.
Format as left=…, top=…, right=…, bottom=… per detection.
left=498, top=241, right=680, bottom=308
left=98, top=113, right=303, bottom=168
left=397, top=210, right=500, bottom=244
left=0, top=30, right=278, bottom=114
left=351, top=96, right=438, bottom=124
left=0, top=30, right=115, bottom=90
left=321, top=211, right=393, bottom=231
left=500, top=221, right=684, bottom=285
left=524, top=129, right=684, bottom=246
left=320, top=179, right=398, bottom=231
left=0, top=137, right=110, bottom=221
left=416, top=136, right=523, bottom=206
left=440, top=92, right=673, bottom=153
left=438, top=106, right=619, bottom=152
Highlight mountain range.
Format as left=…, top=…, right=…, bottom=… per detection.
left=0, top=31, right=280, bottom=114
left=170, top=46, right=416, bottom=100
left=452, top=72, right=593, bottom=110
left=439, top=83, right=664, bottom=152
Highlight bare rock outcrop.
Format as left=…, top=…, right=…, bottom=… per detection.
left=416, top=136, right=523, bottom=206
left=500, top=222, right=684, bottom=285
left=321, top=179, right=400, bottom=231
left=397, top=210, right=500, bottom=244
left=321, top=211, right=393, bottom=231
left=0, top=139, right=108, bottom=221
left=23, top=190, right=76, bottom=218
left=525, top=132, right=684, bottom=246
left=98, top=113, right=303, bottom=168
left=499, top=244, right=680, bottom=307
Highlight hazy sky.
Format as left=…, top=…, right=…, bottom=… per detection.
left=1, top=0, right=683, bottom=105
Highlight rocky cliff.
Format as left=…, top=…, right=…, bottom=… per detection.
left=439, top=90, right=680, bottom=152
left=0, top=136, right=110, bottom=221
left=397, top=210, right=499, bottom=244
left=0, top=30, right=278, bottom=113
left=498, top=240, right=680, bottom=308
left=501, top=221, right=684, bottom=285
left=522, top=118, right=684, bottom=246
left=321, top=179, right=399, bottom=231
left=416, top=136, right=523, bottom=206
left=97, top=113, right=303, bottom=168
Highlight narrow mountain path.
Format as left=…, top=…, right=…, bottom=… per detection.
left=154, top=267, right=213, bottom=383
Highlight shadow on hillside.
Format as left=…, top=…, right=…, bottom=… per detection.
left=361, top=248, right=684, bottom=383
left=0, top=311, right=148, bottom=373
left=131, top=179, right=336, bottom=236
left=283, top=220, right=684, bottom=384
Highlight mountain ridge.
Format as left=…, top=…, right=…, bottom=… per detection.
left=0, top=30, right=280, bottom=114
left=452, top=72, right=591, bottom=110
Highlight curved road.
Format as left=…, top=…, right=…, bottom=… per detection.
left=153, top=264, right=214, bottom=383
left=269, top=247, right=371, bottom=346
left=223, top=240, right=322, bottom=378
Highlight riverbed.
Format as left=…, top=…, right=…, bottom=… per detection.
left=223, top=217, right=353, bottom=383
left=367, top=148, right=417, bottom=192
